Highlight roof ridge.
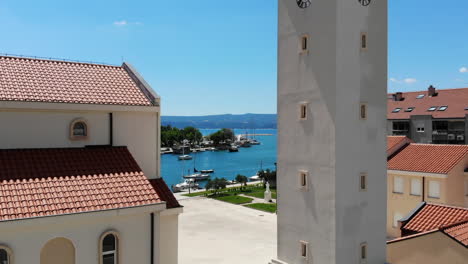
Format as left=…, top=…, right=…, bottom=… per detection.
left=0, top=146, right=126, bottom=151
left=426, top=202, right=468, bottom=211
left=388, top=87, right=468, bottom=95
left=409, top=143, right=468, bottom=148
left=0, top=54, right=120, bottom=68
left=440, top=217, right=468, bottom=230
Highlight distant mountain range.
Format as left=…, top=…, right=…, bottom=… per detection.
left=162, top=114, right=277, bottom=129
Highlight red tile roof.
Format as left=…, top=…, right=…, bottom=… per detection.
left=387, top=136, right=411, bottom=157
left=0, top=147, right=170, bottom=221
left=388, top=87, right=468, bottom=119
left=443, top=219, right=468, bottom=247
left=387, top=136, right=407, bottom=152
left=403, top=203, right=468, bottom=233
left=0, top=56, right=154, bottom=106
left=387, top=143, right=468, bottom=174
left=149, top=178, right=181, bottom=209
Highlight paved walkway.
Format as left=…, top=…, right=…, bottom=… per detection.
left=178, top=196, right=277, bottom=264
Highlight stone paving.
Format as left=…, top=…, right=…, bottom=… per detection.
left=178, top=196, right=277, bottom=264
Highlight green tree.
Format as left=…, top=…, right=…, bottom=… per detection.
left=161, top=125, right=203, bottom=147
left=258, top=169, right=277, bottom=187
left=205, top=177, right=228, bottom=195
left=181, top=126, right=203, bottom=144
left=208, top=128, right=235, bottom=146
left=235, top=174, right=248, bottom=190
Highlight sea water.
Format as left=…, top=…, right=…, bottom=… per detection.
left=161, top=129, right=277, bottom=189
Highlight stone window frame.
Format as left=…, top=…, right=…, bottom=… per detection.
left=360, top=103, right=368, bottom=120
left=299, top=102, right=309, bottom=121
left=99, top=230, right=121, bottom=264
left=299, top=240, right=309, bottom=260
left=70, top=118, right=89, bottom=140
left=299, top=34, right=309, bottom=54
left=299, top=170, right=309, bottom=191
left=359, top=172, right=368, bottom=192
left=360, top=32, right=368, bottom=51
left=360, top=242, right=367, bottom=264
left=0, top=245, right=13, bottom=264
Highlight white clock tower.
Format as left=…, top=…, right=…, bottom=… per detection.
left=274, top=0, right=387, bottom=263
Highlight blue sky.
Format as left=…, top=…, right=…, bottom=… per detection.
left=0, top=1, right=467, bottom=115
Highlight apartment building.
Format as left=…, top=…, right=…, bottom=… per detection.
left=387, top=143, right=468, bottom=237
left=388, top=86, right=468, bottom=144
left=387, top=203, right=468, bottom=264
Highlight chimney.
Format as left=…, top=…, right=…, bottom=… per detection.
left=428, top=85, right=437, bottom=96
left=394, top=92, right=404, bottom=101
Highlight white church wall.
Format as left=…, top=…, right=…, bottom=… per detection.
left=0, top=205, right=166, bottom=264
left=0, top=106, right=159, bottom=179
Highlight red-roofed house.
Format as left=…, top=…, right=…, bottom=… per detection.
left=387, top=136, right=411, bottom=157
left=387, top=86, right=468, bottom=145
left=386, top=203, right=468, bottom=264
left=386, top=143, right=468, bottom=237
left=0, top=55, right=181, bottom=264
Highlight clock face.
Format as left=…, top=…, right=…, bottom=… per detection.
left=358, top=0, right=371, bottom=6
left=296, top=0, right=311, bottom=9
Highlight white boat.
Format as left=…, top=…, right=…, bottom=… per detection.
left=200, top=169, right=215, bottom=173
left=178, top=155, right=193, bottom=160
left=249, top=175, right=261, bottom=181
left=172, top=179, right=199, bottom=192
left=249, top=139, right=261, bottom=145
left=183, top=174, right=211, bottom=180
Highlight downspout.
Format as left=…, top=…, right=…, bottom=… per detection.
left=151, top=212, right=154, bottom=264
left=422, top=177, right=425, bottom=202
left=109, top=113, right=113, bottom=146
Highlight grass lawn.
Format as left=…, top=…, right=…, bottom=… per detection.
left=181, top=184, right=265, bottom=197
left=243, top=190, right=277, bottom=199
left=212, top=194, right=253, bottom=205
left=244, top=203, right=277, bottom=213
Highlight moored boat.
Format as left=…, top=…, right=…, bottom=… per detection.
left=183, top=173, right=211, bottom=180
left=172, top=179, right=199, bottom=192
left=178, top=155, right=193, bottom=160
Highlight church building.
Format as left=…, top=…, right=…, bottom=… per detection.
left=0, top=55, right=181, bottom=264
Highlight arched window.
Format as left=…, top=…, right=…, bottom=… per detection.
left=0, top=246, right=12, bottom=264
left=70, top=119, right=88, bottom=140
left=100, top=232, right=118, bottom=264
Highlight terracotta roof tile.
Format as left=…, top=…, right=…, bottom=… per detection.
left=388, top=88, right=468, bottom=119
left=0, top=147, right=167, bottom=221
left=149, top=178, right=181, bottom=209
left=387, top=136, right=408, bottom=152
left=442, top=219, right=468, bottom=246
left=403, top=203, right=468, bottom=233
left=387, top=143, right=468, bottom=174
left=0, top=56, right=153, bottom=106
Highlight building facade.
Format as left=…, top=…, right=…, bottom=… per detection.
left=0, top=56, right=181, bottom=264
left=275, top=1, right=387, bottom=263
left=386, top=143, right=468, bottom=238
left=386, top=203, right=468, bottom=264
left=388, top=86, right=468, bottom=144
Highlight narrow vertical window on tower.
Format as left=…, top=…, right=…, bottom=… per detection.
left=360, top=173, right=367, bottom=191
left=299, top=170, right=309, bottom=190
left=360, top=243, right=367, bottom=263
left=360, top=32, right=368, bottom=51
left=299, top=103, right=308, bottom=120
left=300, top=34, right=309, bottom=54
left=360, top=103, right=367, bottom=120
left=300, top=241, right=309, bottom=260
